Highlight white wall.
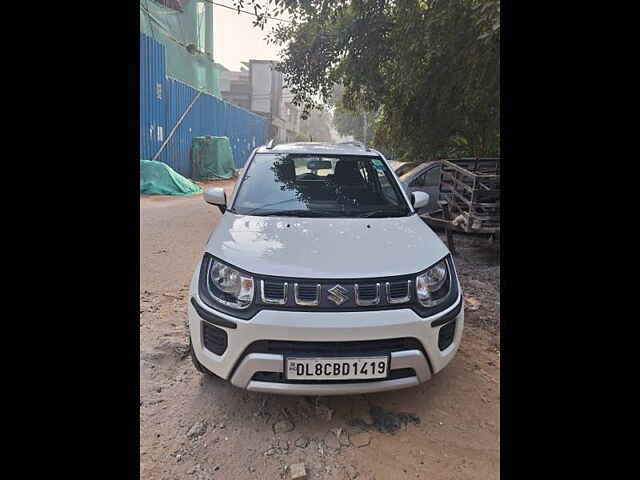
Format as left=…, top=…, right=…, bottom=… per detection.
left=250, top=62, right=273, bottom=114
left=218, top=70, right=248, bottom=94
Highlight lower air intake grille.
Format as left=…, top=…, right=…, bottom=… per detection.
left=251, top=368, right=416, bottom=384
left=202, top=321, right=228, bottom=356
left=438, top=320, right=456, bottom=351
left=243, top=338, right=424, bottom=357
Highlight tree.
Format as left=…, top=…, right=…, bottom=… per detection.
left=232, top=0, right=500, bottom=159
left=330, top=84, right=376, bottom=144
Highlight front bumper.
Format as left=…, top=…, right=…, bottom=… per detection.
left=188, top=286, right=464, bottom=395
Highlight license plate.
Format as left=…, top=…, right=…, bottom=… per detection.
left=285, top=356, right=389, bottom=381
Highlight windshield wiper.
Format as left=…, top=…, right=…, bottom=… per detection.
left=358, top=209, right=407, bottom=218
left=251, top=209, right=338, bottom=217
left=244, top=198, right=301, bottom=215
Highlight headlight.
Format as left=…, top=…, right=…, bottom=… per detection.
left=416, top=259, right=450, bottom=307
left=207, top=260, right=254, bottom=309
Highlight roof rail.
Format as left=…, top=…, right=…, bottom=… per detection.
left=337, top=141, right=369, bottom=151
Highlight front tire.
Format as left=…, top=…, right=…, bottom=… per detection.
left=190, top=338, right=208, bottom=374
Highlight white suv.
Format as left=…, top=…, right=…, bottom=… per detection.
left=188, top=142, right=464, bottom=395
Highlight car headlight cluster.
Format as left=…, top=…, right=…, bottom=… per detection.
left=416, top=258, right=450, bottom=307
left=207, top=260, right=254, bottom=309
left=199, top=254, right=455, bottom=316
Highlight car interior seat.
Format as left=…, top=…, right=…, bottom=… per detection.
left=334, top=160, right=366, bottom=187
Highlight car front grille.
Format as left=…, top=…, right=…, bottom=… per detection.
left=294, top=283, right=321, bottom=305
left=357, top=284, right=378, bottom=301
left=388, top=281, right=408, bottom=297
left=261, top=280, right=288, bottom=304
left=255, top=277, right=414, bottom=309
left=296, top=284, right=318, bottom=301
left=198, top=253, right=458, bottom=320
left=263, top=281, right=285, bottom=298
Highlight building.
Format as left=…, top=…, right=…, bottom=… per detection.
left=140, top=0, right=219, bottom=97
left=139, top=1, right=269, bottom=174
left=217, top=63, right=251, bottom=110
left=217, top=59, right=303, bottom=143
left=248, top=60, right=287, bottom=142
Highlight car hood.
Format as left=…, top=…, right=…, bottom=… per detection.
left=204, top=213, right=449, bottom=278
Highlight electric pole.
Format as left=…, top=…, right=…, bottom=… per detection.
left=363, top=111, right=368, bottom=146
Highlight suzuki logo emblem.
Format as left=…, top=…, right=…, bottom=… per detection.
left=327, top=284, right=349, bottom=305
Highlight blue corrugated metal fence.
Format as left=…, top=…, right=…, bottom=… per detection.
left=140, top=34, right=165, bottom=164
left=140, top=33, right=268, bottom=175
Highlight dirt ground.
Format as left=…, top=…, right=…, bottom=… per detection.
left=140, top=183, right=500, bottom=480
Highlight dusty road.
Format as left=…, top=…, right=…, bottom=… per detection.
left=140, top=183, right=500, bottom=480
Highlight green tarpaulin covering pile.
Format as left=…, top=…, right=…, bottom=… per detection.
left=191, top=136, right=236, bottom=180
left=140, top=160, right=202, bottom=196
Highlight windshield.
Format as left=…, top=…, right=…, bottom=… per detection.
left=231, top=153, right=411, bottom=218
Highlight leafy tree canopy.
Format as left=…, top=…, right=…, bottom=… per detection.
left=232, top=0, right=500, bottom=159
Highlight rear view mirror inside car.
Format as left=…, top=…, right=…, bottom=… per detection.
left=307, top=160, right=333, bottom=171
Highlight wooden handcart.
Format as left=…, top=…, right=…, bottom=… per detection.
left=420, top=157, right=500, bottom=255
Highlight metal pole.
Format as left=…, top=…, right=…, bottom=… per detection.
left=152, top=91, right=203, bottom=162
left=363, top=111, right=368, bottom=146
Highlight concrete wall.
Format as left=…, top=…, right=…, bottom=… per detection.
left=250, top=61, right=274, bottom=114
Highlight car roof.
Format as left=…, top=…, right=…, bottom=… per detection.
left=399, top=161, right=440, bottom=181
left=255, top=142, right=381, bottom=157
left=395, top=161, right=421, bottom=171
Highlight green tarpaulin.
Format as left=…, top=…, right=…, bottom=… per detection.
left=140, top=0, right=220, bottom=97
left=191, top=136, right=235, bottom=180
left=140, top=159, right=202, bottom=195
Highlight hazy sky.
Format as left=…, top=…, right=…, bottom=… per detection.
left=213, top=6, right=286, bottom=71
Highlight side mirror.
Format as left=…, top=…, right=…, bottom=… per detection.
left=204, top=187, right=227, bottom=213
left=411, top=191, right=429, bottom=210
